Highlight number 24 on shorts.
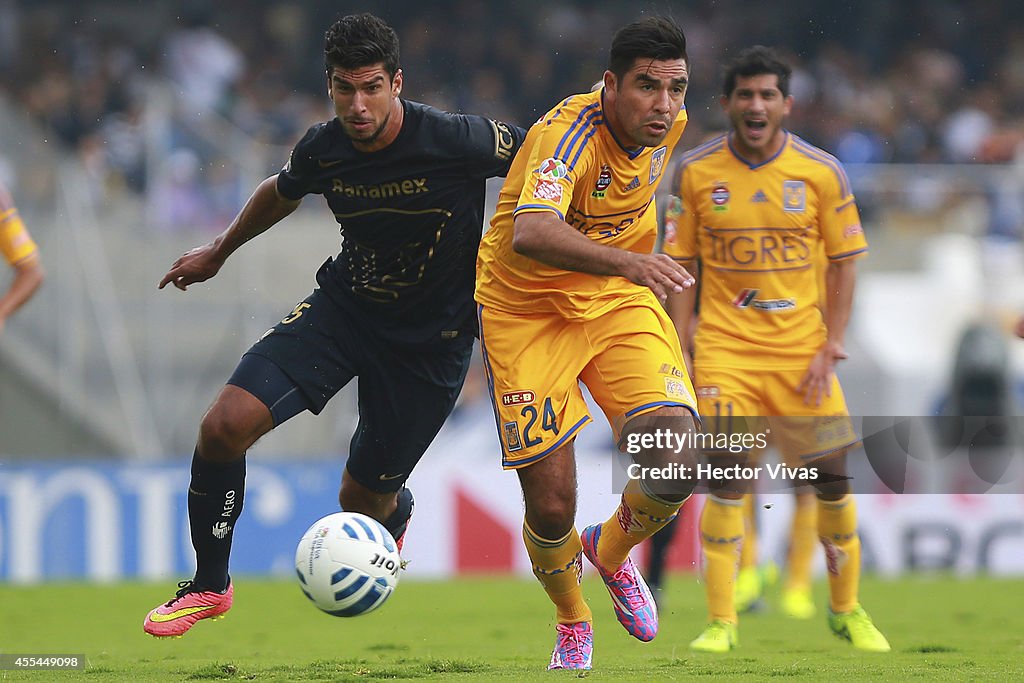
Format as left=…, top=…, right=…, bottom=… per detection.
left=506, top=397, right=559, bottom=450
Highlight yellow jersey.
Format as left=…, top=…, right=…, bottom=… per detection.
left=665, top=131, right=867, bottom=368
left=476, top=88, right=687, bottom=319
left=0, top=206, right=38, bottom=266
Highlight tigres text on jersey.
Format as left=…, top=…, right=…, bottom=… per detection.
left=664, top=131, right=867, bottom=368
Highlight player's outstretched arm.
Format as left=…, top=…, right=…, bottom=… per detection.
left=159, top=175, right=301, bottom=291
left=512, top=212, right=695, bottom=303
left=0, top=255, right=44, bottom=335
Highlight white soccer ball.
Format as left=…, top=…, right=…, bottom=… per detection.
left=295, top=511, right=401, bottom=617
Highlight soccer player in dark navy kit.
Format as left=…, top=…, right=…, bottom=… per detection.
left=145, top=13, right=525, bottom=637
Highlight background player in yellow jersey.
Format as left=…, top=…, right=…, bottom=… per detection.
left=647, top=257, right=818, bottom=620
left=664, top=46, right=890, bottom=653
left=0, top=181, right=44, bottom=335
left=476, top=16, right=700, bottom=671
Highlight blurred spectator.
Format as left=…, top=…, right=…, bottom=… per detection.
left=163, top=8, right=245, bottom=117
left=148, top=149, right=211, bottom=233
left=3, top=0, right=1024, bottom=224
left=944, top=86, right=1000, bottom=163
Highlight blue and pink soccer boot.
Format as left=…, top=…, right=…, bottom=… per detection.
left=580, top=523, right=658, bottom=641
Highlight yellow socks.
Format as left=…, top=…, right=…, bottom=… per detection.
left=786, top=493, right=818, bottom=591
left=597, top=477, right=686, bottom=569
left=817, top=494, right=860, bottom=613
left=699, top=494, right=744, bottom=623
left=523, top=522, right=592, bottom=624
left=739, top=494, right=758, bottom=571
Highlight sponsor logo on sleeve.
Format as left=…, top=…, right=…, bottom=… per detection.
left=534, top=179, right=563, bottom=202
left=537, top=157, right=568, bottom=180
left=491, top=120, right=517, bottom=161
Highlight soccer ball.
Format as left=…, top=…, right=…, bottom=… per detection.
left=294, top=511, right=401, bottom=617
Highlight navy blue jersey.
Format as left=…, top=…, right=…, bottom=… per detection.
left=277, top=100, right=525, bottom=346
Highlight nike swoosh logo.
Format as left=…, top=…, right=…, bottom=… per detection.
left=378, top=472, right=406, bottom=481
left=148, top=605, right=217, bottom=623
left=317, top=159, right=344, bottom=168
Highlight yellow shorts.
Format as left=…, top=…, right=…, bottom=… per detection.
left=478, top=296, right=698, bottom=468
left=694, top=365, right=858, bottom=463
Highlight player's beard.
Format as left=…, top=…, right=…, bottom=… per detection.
left=345, top=108, right=391, bottom=145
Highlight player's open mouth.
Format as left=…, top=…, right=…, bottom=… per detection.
left=741, top=120, right=765, bottom=140
left=744, top=120, right=767, bottom=139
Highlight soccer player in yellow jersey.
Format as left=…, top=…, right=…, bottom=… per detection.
left=476, top=16, right=700, bottom=671
left=664, top=46, right=890, bottom=653
left=0, top=181, right=44, bottom=335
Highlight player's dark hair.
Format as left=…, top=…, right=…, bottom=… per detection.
left=324, top=13, right=400, bottom=80
left=723, top=45, right=792, bottom=97
left=608, top=16, right=688, bottom=82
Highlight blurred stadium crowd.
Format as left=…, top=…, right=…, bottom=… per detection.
left=1, top=0, right=1024, bottom=219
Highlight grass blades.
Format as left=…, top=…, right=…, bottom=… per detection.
left=0, top=575, right=1021, bottom=681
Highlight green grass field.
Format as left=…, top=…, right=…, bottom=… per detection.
left=1, top=575, right=1022, bottom=681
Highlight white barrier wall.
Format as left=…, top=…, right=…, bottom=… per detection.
left=2, top=412, right=1022, bottom=582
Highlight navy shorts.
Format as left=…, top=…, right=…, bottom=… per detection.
left=228, top=289, right=472, bottom=493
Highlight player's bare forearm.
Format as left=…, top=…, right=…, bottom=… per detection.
left=211, top=175, right=301, bottom=261
left=823, top=258, right=857, bottom=350
left=0, top=257, right=44, bottom=325
left=512, top=211, right=631, bottom=275
left=798, top=259, right=856, bottom=405
left=159, top=175, right=300, bottom=290
left=512, top=212, right=695, bottom=301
